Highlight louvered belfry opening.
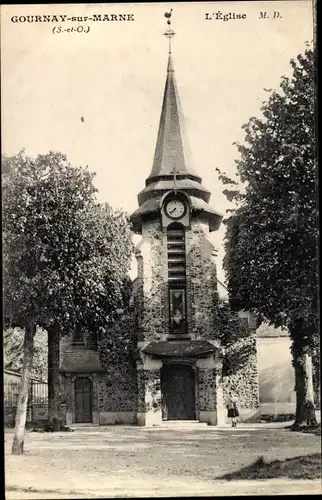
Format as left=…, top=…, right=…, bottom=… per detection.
left=167, top=223, right=187, bottom=333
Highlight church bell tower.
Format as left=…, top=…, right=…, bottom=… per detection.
left=130, top=11, right=226, bottom=426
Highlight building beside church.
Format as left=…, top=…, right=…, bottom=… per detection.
left=59, top=23, right=261, bottom=426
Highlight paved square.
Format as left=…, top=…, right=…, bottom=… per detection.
left=5, top=424, right=321, bottom=497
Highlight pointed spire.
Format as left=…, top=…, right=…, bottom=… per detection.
left=132, top=8, right=223, bottom=233
left=146, top=17, right=198, bottom=183
left=167, top=53, right=174, bottom=72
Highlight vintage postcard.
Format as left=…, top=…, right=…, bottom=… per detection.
left=2, top=1, right=319, bottom=498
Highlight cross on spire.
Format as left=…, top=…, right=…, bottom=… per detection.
left=163, top=8, right=176, bottom=54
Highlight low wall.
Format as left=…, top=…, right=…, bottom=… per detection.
left=32, top=404, right=48, bottom=422
left=99, top=411, right=136, bottom=425
left=4, top=406, right=17, bottom=426
left=4, top=405, right=33, bottom=426
left=4, top=404, right=52, bottom=426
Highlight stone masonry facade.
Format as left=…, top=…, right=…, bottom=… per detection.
left=58, top=42, right=260, bottom=425
left=59, top=215, right=260, bottom=426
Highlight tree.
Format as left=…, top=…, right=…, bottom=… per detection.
left=4, top=327, right=48, bottom=381
left=3, top=150, right=134, bottom=451
left=44, top=201, right=133, bottom=432
left=3, top=150, right=54, bottom=453
left=217, top=45, right=318, bottom=427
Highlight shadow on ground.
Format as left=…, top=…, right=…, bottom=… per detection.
left=219, top=453, right=322, bottom=481
left=290, top=424, right=321, bottom=436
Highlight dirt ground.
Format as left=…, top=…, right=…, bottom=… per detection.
left=5, top=424, right=322, bottom=497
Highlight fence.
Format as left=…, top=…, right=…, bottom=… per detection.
left=32, top=382, right=48, bottom=404
left=4, top=381, right=48, bottom=425
left=4, top=381, right=48, bottom=404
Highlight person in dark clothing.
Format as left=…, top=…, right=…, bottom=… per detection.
left=226, top=395, right=239, bottom=427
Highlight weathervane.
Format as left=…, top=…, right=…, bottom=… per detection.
left=163, top=8, right=175, bottom=54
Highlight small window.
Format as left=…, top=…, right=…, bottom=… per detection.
left=72, top=329, right=84, bottom=343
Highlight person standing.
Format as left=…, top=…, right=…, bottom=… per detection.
left=226, top=395, right=239, bottom=427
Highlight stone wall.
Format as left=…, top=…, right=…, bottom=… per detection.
left=222, top=333, right=259, bottom=410
left=4, top=404, right=48, bottom=426
left=59, top=328, right=97, bottom=353
left=56, top=214, right=261, bottom=424
left=134, top=218, right=220, bottom=342
left=185, top=220, right=219, bottom=339
left=137, top=366, right=162, bottom=426
left=135, top=221, right=169, bottom=342
left=97, top=310, right=138, bottom=412
left=137, top=369, right=161, bottom=413
left=98, top=365, right=138, bottom=413
left=213, top=305, right=259, bottom=416
left=4, top=406, right=17, bottom=426
left=198, top=369, right=217, bottom=411
left=32, top=404, right=48, bottom=422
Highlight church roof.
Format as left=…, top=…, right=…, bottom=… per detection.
left=138, top=177, right=211, bottom=205
left=131, top=194, right=222, bottom=233
left=146, top=54, right=199, bottom=183
left=142, top=340, right=217, bottom=358
left=59, top=350, right=105, bottom=373
left=136, top=51, right=212, bottom=208
left=130, top=21, right=222, bottom=234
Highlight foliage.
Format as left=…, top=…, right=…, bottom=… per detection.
left=3, top=327, right=48, bottom=381
left=218, top=46, right=318, bottom=353
left=213, top=302, right=250, bottom=346
left=75, top=202, right=134, bottom=335
left=2, top=149, right=134, bottom=336
left=216, top=46, right=318, bottom=423
left=3, top=149, right=134, bottom=442
left=3, top=150, right=96, bottom=331
left=98, top=312, right=137, bottom=367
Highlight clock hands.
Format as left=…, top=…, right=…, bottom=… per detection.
left=165, top=199, right=186, bottom=219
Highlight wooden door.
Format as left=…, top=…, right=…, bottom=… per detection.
left=75, top=377, right=92, bottom=423
left=161, top=364, right=195, bottom=420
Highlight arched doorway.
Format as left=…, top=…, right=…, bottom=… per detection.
left=75, top=377, right=92, bottom=423
left=161, top=363, right=196, bottom=420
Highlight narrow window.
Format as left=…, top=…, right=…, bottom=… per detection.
left=167, top=223, right=187, bottom=333
left=72, top=328, right=84, bottom=343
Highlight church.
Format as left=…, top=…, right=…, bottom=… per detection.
left=58, top=20, right=263, bottom=427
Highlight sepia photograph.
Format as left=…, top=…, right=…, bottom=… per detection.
left=1, top=1, right=320, bottom=497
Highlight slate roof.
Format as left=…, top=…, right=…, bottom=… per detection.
left=147, top=54, right=198, bottom=181
left=130, top=51, right=223, bottom=233
left=131, top=195, right=222, bottom=233
left=59, top=350, right=105, bottom=373
left=141, top=340, right=217, bottom=358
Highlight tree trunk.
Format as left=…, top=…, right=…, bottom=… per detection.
left=312, top=353, right=320, bottom=410
left=11, top=317, right=35, bottom=455
left=47, top=325, right=61, bottom=431
left=293, top=351, right=317, bottom=427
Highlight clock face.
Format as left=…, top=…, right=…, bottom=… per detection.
left=165, top=199, right=187, bottom=219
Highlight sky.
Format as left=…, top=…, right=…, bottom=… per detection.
left=1, top=1, right=314, bottom=282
